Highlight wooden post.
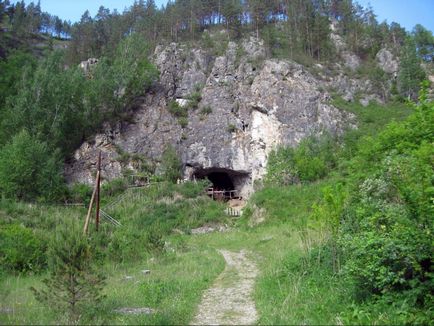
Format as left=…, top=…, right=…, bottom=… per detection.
left=95, top=151, right=102, bottom=232
left=83, top=172, right=98, bottom=235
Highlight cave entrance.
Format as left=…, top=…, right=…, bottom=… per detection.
left=193, top=167, right=249, bottom=201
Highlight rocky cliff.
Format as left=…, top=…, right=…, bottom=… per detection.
left=65, top=35, right=373, bottom=197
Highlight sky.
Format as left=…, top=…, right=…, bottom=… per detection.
left=12, top=0, right=434, bottom=33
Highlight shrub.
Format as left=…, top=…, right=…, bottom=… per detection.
left=266, top=134, right=338, bottom=185
left=178, top=116, right=188, bottom=128
left=160, top=145, right=182, bottom=183
left=227, top=124, right=236, bottom=132
left=201, top=105, right=212, bottom=115
left=187, top=88, right=202, bottom=110
left=0, top=130, right=65, bottom=202
left=333, top=88, right=432, bottom=308
left=68, top=183, right=93, bottom=205
left=31, top=226, right=106, bottom=324
left=101, top=178, right=129, bottom=197
left=145, top=223, right=165, bottom=253
left=167, top=100, right=187, bottom=118
left=108, top=226, right=149, bottom=262
left=176, top=180, right=209, bottom=199
left=265, top=146, right=299, bottom=185
left=0, top=224, right=46, bottom=273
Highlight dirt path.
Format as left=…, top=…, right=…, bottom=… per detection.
left=191, top=250, right=259, bottom=325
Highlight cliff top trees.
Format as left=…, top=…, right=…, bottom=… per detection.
left=413, top=24, right=434, bottom=62
left=398, top=37, right=426, bottom=100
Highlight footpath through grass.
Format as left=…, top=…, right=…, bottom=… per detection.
left=0, top=178, right=336, bottom=324
left=1, top=175, right=428, bottom=324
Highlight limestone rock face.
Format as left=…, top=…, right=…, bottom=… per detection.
left=376, top=48, right=399, bottom=74
left=65, top=38, right=355, bottom=197
left=330, top=28, right=360, bottom=71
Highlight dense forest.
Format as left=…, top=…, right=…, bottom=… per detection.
left=0, top=0, right=433, bottom=324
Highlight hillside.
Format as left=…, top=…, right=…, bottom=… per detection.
left=0, top=0, right=433, bottom=325
left=1, top=94, right=432, bottom=324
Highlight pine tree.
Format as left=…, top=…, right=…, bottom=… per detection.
left=161, top=145, right=182, bottom=182
left=31, top=227, right=105, bottom=324
left=398, top=37, right=426, bottom=100
left=412, top=24, right=434, bottom=62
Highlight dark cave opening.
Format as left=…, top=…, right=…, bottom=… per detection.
left=206, top=171, right=234, bottom=190
left=192, top=167, right=249, bottom=200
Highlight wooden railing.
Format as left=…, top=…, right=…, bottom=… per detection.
left=206, top=188, right=239, bottom=200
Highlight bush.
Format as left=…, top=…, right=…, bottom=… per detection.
left=176, top=180, right=209, bottom=198
left=266, top=134, right=338, bottom=185
left=108, top=226, right=149, bottom=262
left=31, top=225, right=106, bottom=324
left=187, top=88, right=202, bottom=110
left=340, top=153, right=433, bottom=303
left=160, top=145, right=182, bottom=183
left=0, top=224, right=46, bottom=273
left=201, top=105, right=212, bottom=115
left=68, top=183, right=93, bottom=205
left=167, top=100, right=187, bottom=118
left=178, top=116, right=188, bottom=128
left=0, top=130, right=65, bottom=202
left=101, top=178, right=129, bottom=197
left=316, top=88, right=434, bottom=311
left=145, top=223, right=165, bottom=253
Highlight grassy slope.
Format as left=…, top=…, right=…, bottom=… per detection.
left=0, top=100, right=415, bottom=325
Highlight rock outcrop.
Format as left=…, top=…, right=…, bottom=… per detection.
left=66, top=37, right=355, bottom=197
left=376, top=48, right=399, bottom=74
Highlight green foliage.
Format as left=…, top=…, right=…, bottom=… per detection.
left=105, top=181, right=226, bottom=263
left=176, top=180, right=210, bottom=198
left=0, top=130, right=65, bottom=201
left=1, top=35, right=157, bottom=156
left=309, top=87, right=434, bottom=315
left=178, top=116, right=188, bottom=128
left=188, top=93, right=201, bottom=109
left=68, top=183, right=93, bottom=205
left=101, top=178, right=129, bottom=198
left=200, top=30, right=229, bottom=56
left=200, top=105, right=212, bottom=115
left=412, top=24, right=434, bottom=62
left=266, top=134, right=338, bottom=185
left=265, top=146, right=298, bottom=185
left=145, top=223, right=166, bottom=253
left=0, top=224, right=46, bottom=273
left=0, top=50, right=36, bottom=109
left=106, top=33, right=159, bottom=103
left=254, top=88, right=433, bottom=324
left=31, top=226, right=106, bottom=324
left=160, top=145, right=182, bottom=183
left=186, top=85, right=203, bottom=110
left=398, top=38, right=426, bottom=100
left=0, top=35, right=158, bottom=203
left=227, top=124, right=236, bottom=133
left=311, top=184, right=347, bottom=272
left=356, top=61, right=391, bottom=102
left=167, top=100, right=186, bottom=117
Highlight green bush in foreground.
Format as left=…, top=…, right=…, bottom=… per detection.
left=316, top=85, right=433, bottom=317
left=0, top=224, right=47, bottom=273
left=32, top=226, right=106, bottom=324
